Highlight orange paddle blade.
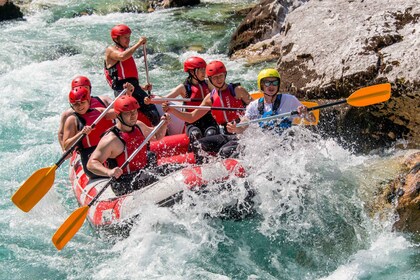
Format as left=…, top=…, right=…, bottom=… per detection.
left=347, top=83, right=391, bottom=107
left=11, top=165, right=57, bottom=212
left=250, top=92, right=264, bottom=100
left=52, top=206, right=89, bottom=250
left=293, top=101, right=319, bottom=125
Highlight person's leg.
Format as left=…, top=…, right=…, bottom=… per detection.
left=196, top=134, right=230, bottom=154
left=204, top=126, right=219, bottom=137
left=219, top=138, right=240, bottom=158
left=186, top=124, right=203, bottom=141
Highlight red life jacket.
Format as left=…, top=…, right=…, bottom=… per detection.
left=210, top=83, right=245, bottom=125
left=111, top=125, right=148, bottom=174
left=104, top=46, right=139, bottom=89
left=184, top=80, right=209, bottom=110
left=90, top=96, right=107, bottom=108
left=75, top=109, right=114, bottom=149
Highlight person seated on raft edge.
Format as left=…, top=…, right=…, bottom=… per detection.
left=162, top=60, right=252, bottom=163
left=58, top=75, right=114, bottom=152
left=144, top=56, right=219, bottom=141
left=62, top=84, right=134, bottom=179
left=87, top=96, right=180, bottom=197
left=226, top=68, right=316, bottom=135
left=104, top=24, right=160, bottom=126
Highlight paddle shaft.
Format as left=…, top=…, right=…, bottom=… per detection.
left=56, top=89, right=127, bottom=166
left=169, top=104, right=246, bottom=111
left=143, top=45, right=151, bottom=96
left=51, top=119, right=166, bottom=250
left=237, top=82, right=392, bottom=127
left=87, top=119, right=166, bottom=207
left=150, top=97, right=203, bottom=103
left=237, top=99, right=346, bottom=127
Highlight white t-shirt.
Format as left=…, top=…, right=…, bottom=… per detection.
left=245, top=93, right=303, bottom=120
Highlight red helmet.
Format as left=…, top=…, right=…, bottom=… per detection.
left=71, top=76, right=91, bottom=89
left=206, top=60, right=227, bottom=77
left=111, top=24, right=132, bottom=40
left=114, top=96, right=139, bottom=114
left=184, top=56, right=207, bottom=72
left=69, top=87, right=90, bottom=104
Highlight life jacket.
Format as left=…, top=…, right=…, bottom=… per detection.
left=183, top=79, right=217, bottom=130
left=257, top=94, right=292, bottom=130
left=110, top=125, right=148, bottom=174
left=104, top=46, right=139, bottom=90
left=74, top=109, right=114, bottom=149
left=210, top=83, right=245, bottom=125
left=90, top=96, right=107, bottom=109
left=183, top=79, right=209, bottom=109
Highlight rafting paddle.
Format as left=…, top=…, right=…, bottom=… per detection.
left=52, top=119, right=167, bottom=250
left=11, top=89, right=128, bottom=213
left=168, top=104, right=246, bottom=111
left=143, top=44, right=152, bottom=96
left=148, top=97, right=204, bottom=104
left=237, top=83, right=391, bottom=127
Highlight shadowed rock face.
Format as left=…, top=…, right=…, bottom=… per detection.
left=0, top=1, right=23, bottom=21
left=230, top=0, right=420, bottom=153
left=159, top=0, right=200, bottom=9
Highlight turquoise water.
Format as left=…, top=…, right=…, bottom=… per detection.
left=1, top=1, right=419, bottom=279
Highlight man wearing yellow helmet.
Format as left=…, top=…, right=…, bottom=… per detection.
left=227, top=68, right=315, bottom=134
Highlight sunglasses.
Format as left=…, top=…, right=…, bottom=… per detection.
left=263, top=80, right=280, bottom=87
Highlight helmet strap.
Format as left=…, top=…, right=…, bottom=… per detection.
left=113, top=39, right=126, bottom=50
left=117, top=114, right=136, bottom=128
left=193, top=69, right=204, bottom=82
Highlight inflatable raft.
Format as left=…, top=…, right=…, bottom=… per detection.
left=68, top=134, right=249, bottom=231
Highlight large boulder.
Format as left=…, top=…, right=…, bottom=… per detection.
left=229, top=0, right=308, bottom=61
left=0, top=0, right=23, bottom=21
left=230, top=0, right=420, bottom=153
left=384, top=151, right=420, bottom=233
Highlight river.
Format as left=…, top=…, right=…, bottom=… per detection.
left=1, top=1, right=418, bottom=279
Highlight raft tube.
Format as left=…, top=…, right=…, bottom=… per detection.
left=69, top=152, right=247, bottom=229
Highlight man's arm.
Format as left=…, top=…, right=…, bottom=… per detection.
left=62, top=115, right=92, bottom=150
left=87, top=134, right=123, bottom=178
left=105, top=37, right=146, bottom=66
left=166, top=84, right=187, bottom=98
left=137, top=114, right=170, bottom=141
left=58, top=109, right=73, bottom=150
left=163, top=94, right=211, bottom=123
left=235, top=86, right=252, bottom=105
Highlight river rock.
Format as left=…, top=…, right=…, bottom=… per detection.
left=0, top=0, right=23, bottom=21
left=230, top=0, right=420, bottom=153
left=161, top=0, right=200, bottom=8
left=385, top=151, right=420, bottom=233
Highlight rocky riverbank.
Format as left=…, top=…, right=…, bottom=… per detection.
left=229, top=0, right=419, bottom=154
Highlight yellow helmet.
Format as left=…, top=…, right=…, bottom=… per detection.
left=257, top=68, right=281, bottom=91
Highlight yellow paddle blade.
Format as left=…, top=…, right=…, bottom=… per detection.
left=347, top=83, right=391, bottom=107
left=293, top=101, right=320, bottom=125
left=52, top=206, right=89, bottom=250
left=11, top=165, right=57, bottom=212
